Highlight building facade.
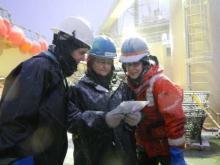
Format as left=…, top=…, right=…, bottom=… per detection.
left=100, top=0, right=220, bottom=115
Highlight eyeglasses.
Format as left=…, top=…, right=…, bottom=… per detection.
left=125, top=62, right=142, bottom=67
left=94, top=58, right=113, bottom=65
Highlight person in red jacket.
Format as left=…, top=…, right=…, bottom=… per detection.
left=119, top=36, right=187, bottom=165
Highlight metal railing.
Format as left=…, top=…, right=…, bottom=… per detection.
left=183, top=91, right=209, bottom=145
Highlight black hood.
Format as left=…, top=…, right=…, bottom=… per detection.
left=48, top=44, right=77, bottom=77
left=51, top=32, right=89, bottom=77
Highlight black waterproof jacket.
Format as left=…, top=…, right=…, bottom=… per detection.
left=68, top=75, right=137, bottom=165
left=0, top=51, right=69, bottom=165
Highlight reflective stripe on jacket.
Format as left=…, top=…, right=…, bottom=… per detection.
left=128, top=65, right=186, bottom=158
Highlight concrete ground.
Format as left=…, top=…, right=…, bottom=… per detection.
left=185, top=137, right=220, bottom=165
left=64, top=133, right=220, bottom=165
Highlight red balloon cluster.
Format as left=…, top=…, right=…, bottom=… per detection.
left=0, top=16, right=48, bottom=55
left=0, top=17, right=11, bottom=38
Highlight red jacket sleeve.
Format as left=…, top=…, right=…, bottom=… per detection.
left=154, top=76, right=186, bottom=147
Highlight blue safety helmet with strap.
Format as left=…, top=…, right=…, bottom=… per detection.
left=120, top=36, right=159, bottom=86
left=89, top=35, right=117, bottom=59
left=120, top=36, right=159, bottom=69
left=120, top=36, right=149, bottom=63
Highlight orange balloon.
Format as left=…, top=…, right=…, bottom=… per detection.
left=39, top=39, right=48, bottom=51
left=30, top=41, right=41, bottom=55
left=0, top=17, right=7, bottom=38
left=3, top=18, right=11, bottom=37
left=19, top=38, right=32, bottom=54
left=7, top=26, right=25, bottom=47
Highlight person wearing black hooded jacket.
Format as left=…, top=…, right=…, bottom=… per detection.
left=0, top=17, right=93, bottom=165
left=68, top=36, right=144, bottom=165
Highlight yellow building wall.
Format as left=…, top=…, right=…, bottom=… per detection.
left=148, top=43, right=171, bottom=76
left=148, top=43, right=164, bottom=65
left=169, top=0, right=187, bottom=89
left=0, top=42, right=30, bottom=77
left=208, top=0, right=220, bottom=113
left=0, top=40, right=31, bottom=97
left=169, top=0, right=219, bottom=116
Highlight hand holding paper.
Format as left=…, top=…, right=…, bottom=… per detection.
left=105, top=108, right=124, bottom=128
left=124, top=111, right=142, bottom=126
left=119, top=101, right=149, bottom=114
left=105, top=101, right=149, bottom=128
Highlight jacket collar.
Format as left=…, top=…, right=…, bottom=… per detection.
left=80, top=75, right=109, bottom=92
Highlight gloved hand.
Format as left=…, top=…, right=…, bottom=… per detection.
left=170, top=147, right=187, bottom=165
left=105, top=107, right=124, bottom=128
left=124, top=111, right=142, bottom=126
left=105, top=101, right=148, bottom=128
left=118, top=101, right=149, bottom=114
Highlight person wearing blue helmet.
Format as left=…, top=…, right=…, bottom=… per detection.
left=85, top=35, right=117, bottom=90
left=68, top=35, right=145, bottom=165
left=120, top=36, right=186, bottom=165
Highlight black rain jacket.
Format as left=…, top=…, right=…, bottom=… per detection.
left=0, top=51, right=69, bottom=165
left=68, top=75, right=137, bottom=165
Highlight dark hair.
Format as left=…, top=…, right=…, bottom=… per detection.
left=149, top=55, right=159, bottom=65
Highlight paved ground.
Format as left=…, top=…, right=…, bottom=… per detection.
left=185, top=136, right=220, bottom=165
left=64, top=133, right=220, bottom=165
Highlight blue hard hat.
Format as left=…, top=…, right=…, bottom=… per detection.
left=89, top=35, right=117, bottom=59
left=120, top=36, right=149, bottom=63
